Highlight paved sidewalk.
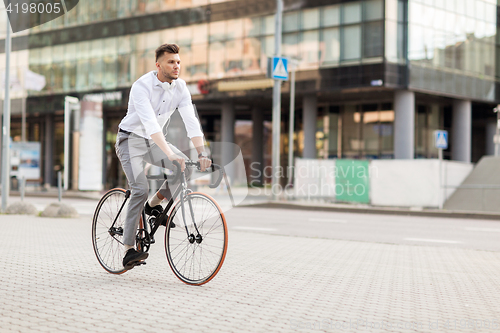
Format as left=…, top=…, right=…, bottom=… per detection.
left=0, top=213, right=499, bottom=332
left=6, top=185, right=500, bottom=219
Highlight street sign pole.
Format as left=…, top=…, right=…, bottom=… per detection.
left=271, top=0, right=283, bottom=200
left=287, top=64, right=296, bottom=186
left=434, top=130, right=448, bottom=210
left=438, top=148, right=443, bottom=209
left=1, top=15, right=11, bottom=212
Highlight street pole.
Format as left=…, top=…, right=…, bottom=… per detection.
left=494, top=105, right=500, bottom=156
left=438, top=148, right=443, bottom=210
left=287, top=62, right=296, bottom=186
left=271, top=0, right=283, bottom=200
left=1, top=13, right=11, bottom=212
left=64, top=96, right=79, bottom=191
left=21, top=91, right=26, bottom=142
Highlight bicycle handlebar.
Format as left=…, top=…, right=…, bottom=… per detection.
left=170, top=160, right=224, bottom=189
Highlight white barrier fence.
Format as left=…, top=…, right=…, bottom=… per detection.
left=294, top=158, right=473, bottom=208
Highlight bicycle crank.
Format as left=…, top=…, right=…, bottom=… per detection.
left=136, top=228, right=151, bottom=252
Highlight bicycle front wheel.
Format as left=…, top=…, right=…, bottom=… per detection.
left=92, top=188, right=129, bottom=274
left=165, top=192, right=228, bottom=285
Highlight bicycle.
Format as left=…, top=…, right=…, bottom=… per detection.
left=92, top=160, right=228, bottom=285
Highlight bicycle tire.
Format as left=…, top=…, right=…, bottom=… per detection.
left=92, top=188, right=129, bottom=274
left=165, top=192, right=228, bottom=285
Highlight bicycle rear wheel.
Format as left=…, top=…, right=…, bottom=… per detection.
left=165, top=192, right=228, bottom=285
left=92, top=188, right=129, bottom=274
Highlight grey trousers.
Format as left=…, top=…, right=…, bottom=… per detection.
left=115, top=131, right=190, bottom=246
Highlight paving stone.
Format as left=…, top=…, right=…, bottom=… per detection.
left=1, top=214, right=499, bottom=332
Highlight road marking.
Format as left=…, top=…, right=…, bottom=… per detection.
left=308, top=218, right=347, bottom=223
left=232, top=226, right=277, bottom=232
left=464, top=227, right=500, bottom=233
left=404, top=238, right=462, bottom=244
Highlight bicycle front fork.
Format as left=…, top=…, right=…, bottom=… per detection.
left=178, top=173, right=203, bottom=244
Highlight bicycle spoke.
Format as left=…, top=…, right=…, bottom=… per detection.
left=165, top=193, right=227, bottom=285
left=92, top=189, right=128, bottom=274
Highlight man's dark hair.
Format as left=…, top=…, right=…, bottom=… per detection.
left=155, top=43, right=180, bottom=62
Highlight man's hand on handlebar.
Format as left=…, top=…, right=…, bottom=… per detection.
left=168, top=154, right=185, bottom=171
left=199, top=156, right=212, bottom=172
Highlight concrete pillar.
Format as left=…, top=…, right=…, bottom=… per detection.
left=44, top=114, right=54, bottom=187
left=251, top=106, right=264, bottom=186
left=221, top=101, right=235, bottom=144
left=452, top=99, right=471, bottom=162
left=394, top=90, right=415, bottom=159
left=486, top=122, right=496, bottom=156
left=0, top=117, right=2, bottom=179
left=302, top=94, right=317, bottom=159
left=221, top=101, right=235, bottom=179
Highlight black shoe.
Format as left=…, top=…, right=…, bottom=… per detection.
left=123, top=249, right=148, bottom=270
left=145, top=202, right=163, bottom=217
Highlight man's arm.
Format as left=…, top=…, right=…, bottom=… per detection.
left=151, top=132, right=186, bottom=171
left=191, top=136, right=211, bottom=172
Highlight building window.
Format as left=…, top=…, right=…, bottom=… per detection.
left=302, top=8, right=319, bottom=30
left=283, top=33, right=300, bottom=59
left=365, top=0, right=383, bottom=21
left=415, top=104, right=441, bottom=159
left=242, top=37, right=262, bottom=74
left=339, top=103, right=394, bottom=159
left=323, top=27, right=340, bottom=63
left=284, top=12, right=300, bottom=33
left=209, top=21, right=226, bottom=43
left=301, top=30, right=320, bottom=66
left=225, top=40, right=243, bottom=76
left=342, top=25, right=361, bottom=60
left=263, top=15, right=275, bottom=35
left=363, top=21, right=384, bottom=58
left=343, top=2, right=362, bottom=25
left=244, top=17, right=261, bottom=37
left=191, top=43, right=208, bottom=79
left=209, top=42, right=225, bottom=79
left=322, top=5, right=340, bottom=27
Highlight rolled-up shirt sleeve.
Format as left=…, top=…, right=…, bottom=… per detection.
left=130, top=80, right=162, bottom=136
left=178, top=86, right=204, bottom=139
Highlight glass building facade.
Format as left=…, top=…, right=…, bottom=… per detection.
left=0, top=0, right=498, bottom=187
left=18, top=0, right=389, bottom=95
left=407, top=0, right=498, bottom=101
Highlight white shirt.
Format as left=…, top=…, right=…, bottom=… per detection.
left=119, top=71, right=203, bottom=139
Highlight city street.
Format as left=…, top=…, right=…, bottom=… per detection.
left=0, top=200, right=499, bottom=332
left=1, top=0, right=499, bottom=331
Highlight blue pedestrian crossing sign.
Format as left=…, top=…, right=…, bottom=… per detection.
left=434, top=130, right=448, bottom=149
left=271, top=57, right=289, bottom=80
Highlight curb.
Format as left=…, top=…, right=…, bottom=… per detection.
left=240, top=201, right=500, bottom=221
left=8, top=190, right=102, bottom=200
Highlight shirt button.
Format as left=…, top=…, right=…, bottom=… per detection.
left=163, top=100, right=165, bottom=102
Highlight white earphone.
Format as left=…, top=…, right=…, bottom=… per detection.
left=161, top=80, right=176, bottom=91
left=158, top=66, right=177, bottom=91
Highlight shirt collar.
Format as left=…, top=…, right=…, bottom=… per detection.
left=153, top=71, right=163, bottom=87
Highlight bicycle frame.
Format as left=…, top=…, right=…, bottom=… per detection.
left=109, top=161, right=224, bottom=248
left=149, top=167, right=203, bottom=243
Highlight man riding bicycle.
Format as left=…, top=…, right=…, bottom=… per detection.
left=115, top=43, right=211, bottom=269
